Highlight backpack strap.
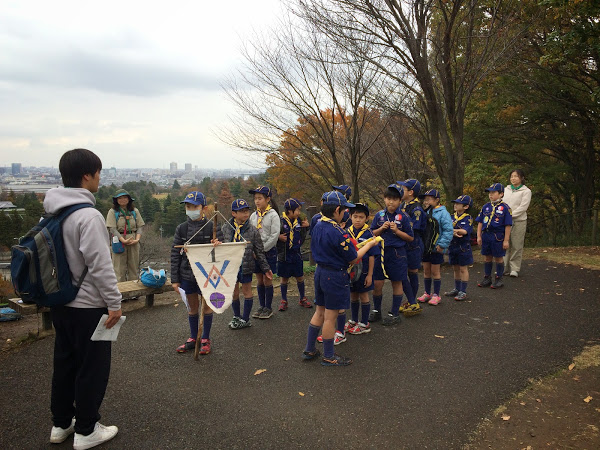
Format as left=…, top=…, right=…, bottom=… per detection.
left=57, top=204, right=93, bottom=286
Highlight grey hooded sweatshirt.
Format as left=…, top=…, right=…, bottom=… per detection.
left=43, top=187, right=122, bottom=310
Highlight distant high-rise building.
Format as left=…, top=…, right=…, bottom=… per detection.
left=170, top=162, right=177, bottom=173
left=185, top=163, right=192, bottom=172
left=12, top=163, right=21, bottom=175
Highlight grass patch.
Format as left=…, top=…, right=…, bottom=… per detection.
left=573, top=344, right=600, bottom=370
left=523, top=246, right=600, bottom=271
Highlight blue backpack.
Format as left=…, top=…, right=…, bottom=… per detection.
left=10, top=204, right=93, bottom=307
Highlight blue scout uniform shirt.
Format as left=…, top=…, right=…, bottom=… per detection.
left=402, top=199, right=426, bottom=247
left=280, top=215, right=303, bottom=262
left=309, top=213, right=321, bottom=234
left=475, top=201, right=513, bottom=233
left=311, top=217, right=358, bottom=269
left=370, top=207, right=414, bottom=248
left=450, top=213, right=473, bottom=248
left=347, top=224, right=380, bottom=273
left=310, top=211, right=351, bottom=234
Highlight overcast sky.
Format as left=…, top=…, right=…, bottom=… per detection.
left=0, top=0, right=280, bottom=170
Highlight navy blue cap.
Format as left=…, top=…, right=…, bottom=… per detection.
left=421, top=188, right=441, bottom=199
left=452, top=195, right=473, bottom=207
left=181, top=191, right=206, bottom=206
left=332, top=184, right=352, bottom=199
left=284, top=198, right=304, bottom=210
left=485, top=183, right=504, bottom=193
left=249, top=186, right=272, bottom=197
left=231, top=198, right=251, bottom=211
left=349, top=202, right=370, bottom=216
left=397, top=179, right=421, bottom=197
left=387, top=183, right=405, bottom=196
left=322, top=191, right=355, bottom=208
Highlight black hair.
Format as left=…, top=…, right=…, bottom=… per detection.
left=510, top=169, right=525, bottom=184
left=383, top=187, right=402, bottom=200
left=321, top=203, right=341, bottom=219
left=285, top=206, right=301, bottom=215
left=59, top=148, right=102, bottom=188
left=112, top=196, right=134, bottom=211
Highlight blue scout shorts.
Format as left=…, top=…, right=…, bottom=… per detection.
left=314, top=266, right=351, bottom=310
left=277, top=259, right=304, bottom=278
left=350, top=273, right=375, bottom=293
left=180, top=278, right=202, bottom=295
left=373, top=246, right=408, bottom=281
left=406, top=238, right=424, bottom=271
left=253, top=247, right=278, bottom=274
left=481, top=232, right=506, bottom=258
left=448, top=245, right=474, bottom=266
left=422, top=250, right=444, bottom=265
left=237, top=268, right=253, bottom=284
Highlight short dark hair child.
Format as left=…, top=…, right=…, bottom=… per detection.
left=59, top=148, right=102, bottom=188
left=444, top=195, right=474, bottom=301
left=476, top=183, right=513, bottom=288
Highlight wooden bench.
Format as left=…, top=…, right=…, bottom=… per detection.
left=8, top=279, right=172, bottom=331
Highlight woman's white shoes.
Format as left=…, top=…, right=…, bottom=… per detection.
left=509, top=271, right=518, bottom=277
left=73, top=423, right=118, bottom=450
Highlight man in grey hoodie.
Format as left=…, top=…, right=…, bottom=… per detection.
left=46, top=149, right=122, bottom=450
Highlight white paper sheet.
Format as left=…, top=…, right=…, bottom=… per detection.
left=90, top=314, right=126, bottom=341
left=178, top=287, right=190, bottom=312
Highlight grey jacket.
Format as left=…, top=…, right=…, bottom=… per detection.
left=220, top=219, right=270, bottom=275
left=249, top=208, right=280, bottom=252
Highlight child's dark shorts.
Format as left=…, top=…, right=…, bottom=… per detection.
left=406, top=237, right=424, bottom=271
left=480, top=232, right=505, bottom=257
left=350, top=273, right=374, bottom=293
left=373, top=246, right=408, bottom=281
left=180, top=278, right=202, bottom=295
left=237, top=269, right=253, bottom=284
left=314, top=266, right=350, bottom=310
left=448, top=244, right=474, bottom=266
left=422, top=249, right=444, bottom=265
left=277, top=258, right=304, bottom=278
left=253, top=247, right=278, bottom=275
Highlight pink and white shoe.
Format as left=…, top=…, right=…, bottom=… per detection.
left=417, top=293, right=431, bottom=303
left=428, top=294, right=441, bottom=305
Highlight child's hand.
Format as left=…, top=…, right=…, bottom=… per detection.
left=381, top=221, right=390, bottom=230
left=503, top=240, right=509, bottom=250
left=477, top=237, right=482, bottom=246
left=453, top=230, right=461, bottom=237
left=278, top=234, right=287, bottom=242
left=211, top=238, right=222, bottom=246
left=172, top=283, right=180, bottom=292
left=265, top=270, right=273, bottom=280
left=301, top=219, right=309, bottom=227
left=364, top=274, right=372, bottom=288
left=435, top=245, right=443, bottom=253
left=389, top=221, right=398, bottom=231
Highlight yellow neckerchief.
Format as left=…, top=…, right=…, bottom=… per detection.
left=348, top=224, right=369, bottom=242
left=485, top=200, right=502, bottom=229
left=256, top=205, right=271, bottom=229
left=320, top=216, right=345, bottom=233
left=402, top=198, right=419, bottom=212
left=234, top=220, right=245, bottom=242
left=282, top=212, right=298, bottom=248
left=453, top=212, right=469, bottom=228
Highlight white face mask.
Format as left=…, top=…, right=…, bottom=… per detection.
left=186, top=209, right=202, bottom=220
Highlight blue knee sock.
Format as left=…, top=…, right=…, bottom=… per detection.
left=257, top=284, right=266, bottom=308
left=461, top=281, right=468, bottom=293
left=433, top=279, right=441, bottom=296
left=496, top=263, right=504, bottom=278
left=484, top=262, right=493, bottom=277
left=298, top=281, right=305, bottom=299
left=424, top=278, right=432, bottom=294
left=188, top=314, right=199, bottom=340
left=455, top=279, right=461, bottom=291
left=323, top=338, right=335, bottom=358
left=373, top=295, right=382, bottom=312
left=232, top=300, right=241, bottom=318
left=409, top=272, right=419, bottom=299
left=391, top=295, right=403, bottom=315
left=361, top=303, right=371, bottom=324
left=305, top=323, right=320, bottom=353
left=243, top=298, right=253, bottom=322
left=402, top=279, right=415, bottom=304
left=281, top=284, right=288, bottom=301
left=350, top=301, right=360, bottom=323
left=202, top=314, right=213, bottom=339
left=265, top=285, right=274, bottom=309
left=337, top=313, right=346, bottom=334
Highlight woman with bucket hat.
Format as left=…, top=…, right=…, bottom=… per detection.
left=105, top=189, right=145, bottom=282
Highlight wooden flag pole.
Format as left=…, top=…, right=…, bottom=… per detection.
left=194, top=203, right=218, bottom=360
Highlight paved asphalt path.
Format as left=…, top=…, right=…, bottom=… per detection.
left=1, top=259, right=599, bottom=449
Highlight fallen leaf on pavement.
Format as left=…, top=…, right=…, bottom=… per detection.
left=580, top=288, right=585, bottom=292
left=583, top=396, right=592, bottom=403
left=174, top=303, right=179, bottom=307
left=536, top=398, right=542, bottom=403
left=520, top=402, right=526, bottom=406
left=573, top=376, right=581, bottom=381
left=254, top=369, right=267, bottom=376
left=434, top=335, right=445, bottom=339
left=285, top=357, right=290, bottom=361
left=501, top=414, right=510, bottom=421
left=568, top=363, right=575, bottom=371
left=428, top=359, right=437, bottom=363
left=299, top=392, right=305, bottom=396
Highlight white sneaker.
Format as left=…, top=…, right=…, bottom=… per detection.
left=49, top=418, right=75, bottom=443
left=509, top=271, right=518, bottom=277
left=73, top=423, right=118, bottom=450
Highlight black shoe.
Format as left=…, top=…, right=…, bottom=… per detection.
left=381, top=313, right=401, bottom=326
left=321, top=354, right=353, bottom=366
left=478, top=276, right=492, bottom=288
left=444, top=288, right=459, bottom=297
left=302, top=348, right=321, bottom=361
left=368, top=309, right=382, bottom=322
left=491, top=277, right=504, bottom=289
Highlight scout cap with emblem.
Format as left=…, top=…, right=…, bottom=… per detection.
left=322, top=191, right=355, bottom=209
left=284, top=198, right=304, bottom=210
left=331, top=184, right=352, bottom=199
left=420, top=188, right=441, bottom=199
left=249, top=186, right=272, bottom=197
left=231, top=198, right=250, bottom=211
left=452, top=195, right=473, bottom=208
left=181, top=191, right=206, bottom=206
left=349, top=202, right=370, bottom=216
left=113, top=189, right=135, bottom=201
left=387, top=182, right=406, bottom=197
left=485, top=183, right=504, bottom=193
left=397, top=179, right=421, bottom=197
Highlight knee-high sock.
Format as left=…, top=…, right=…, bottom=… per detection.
left=402, top=279, right=415, bottom=304
left=424, top=278, right=432, bottom=294
left=202, top=314, right=213, bottom=340
left=484, top=262, right=493, bottom=277
left=323, top=338, right=335, bottom=358
left=298, top=281, right=305, bottom=299
left=304, top=323, right=320, bottom=353
left=373, top=295, right=382, bottom=312
left=188, top=314, right=199, bottom=340
left=281, top=283, right=288, bottom=301
left=409, top=272, right=419, bottom=300
left=455, top=279, right=461, bottom=291
left=391, top=295, right=403, bottom=315
left=496, top=263, right=504, bottom=278
left=350, top=301, right=360, bottom=323
left=337, top=313, right=346, bottom=334
left=257, top=284, right=266, bottom=308
left=232, top=300, right=241, bottom=318
left=265, top=285, right=274, bottom=309
left=433, top=279, right=441, bottom=296
left=361, top=303, right=371, bottom=324
left=243, top=298, right=253, bottom=322
left=461, top=281, right=468, bottom=293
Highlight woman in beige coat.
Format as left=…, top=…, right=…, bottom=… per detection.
left=503, top=169, right=531, bottom=277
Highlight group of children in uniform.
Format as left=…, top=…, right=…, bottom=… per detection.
left=170, top=180, right=513, bottom=365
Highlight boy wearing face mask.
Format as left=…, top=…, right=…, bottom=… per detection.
left=171, top=191, right=218, bottom=354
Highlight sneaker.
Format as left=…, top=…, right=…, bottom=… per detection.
left=302, top=348, right=321, bottom=360
left=348, top=322, right=371, bottom=335
left=228, top=316, right=241, bottom=329
left=321, top=354, right=353, bottom=366
left=252, top=307, right=264, bottom=319
left=299, top=297, right=313, bottom=308
left=403, top=303, right=422, bottom=317
left=344, top=320, right=356, bottom=332
left=199, top=339, right=211, bottom=355
left=278, top=300, right=288, bottom=311
left=50, top=418, right=75, bottom=443
left=229, top=317, right=252, bottom=330
left=478, top=276, right=492, bottom=287
left=317, top=335, right=323, bottom=343
left=382, top=313, right=401, bottom=326
left=428, top=294, right=441, bottom=305
left=444, top=288, right=459, bottom=297
left=510, top=271, right=518, bottom=278
left=176, top=338, right=196, bottom=353
left=73, top=423, right=118, bottom=450
left=259, top=308, right=273, bottom=319
left=368, top=309, right=382, bottom=322
left=417, top=293, right=431, bottom=303
left=398, top=302, right=410, bottom=313
left=454, top=291, right=467, bottom=301
left=334, top=331, right=347, bottom=345
left=491, top=277, right=504, bottom=289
